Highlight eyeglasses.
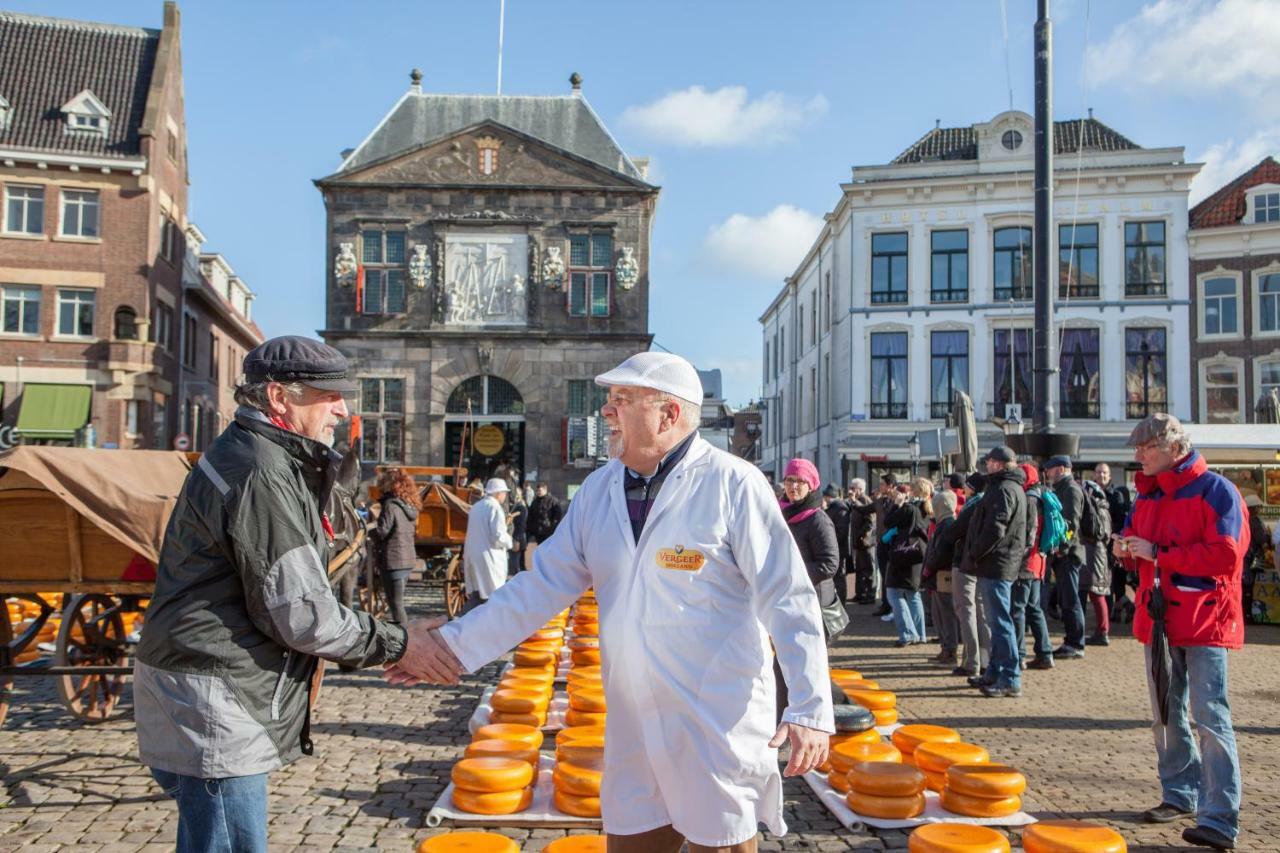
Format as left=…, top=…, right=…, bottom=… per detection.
left=782, top=477, right=808, bottom=487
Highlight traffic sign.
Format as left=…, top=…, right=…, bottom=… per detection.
left=173, top=433, right=191, bottom=451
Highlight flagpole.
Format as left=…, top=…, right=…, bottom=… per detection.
left=496, top=0, right=506, bottom=95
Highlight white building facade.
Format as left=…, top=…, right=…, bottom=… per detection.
left=759, top=111, right=1199, bottom=486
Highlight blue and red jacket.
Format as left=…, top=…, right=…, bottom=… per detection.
left=1122, top=451, right=1249, bottom=649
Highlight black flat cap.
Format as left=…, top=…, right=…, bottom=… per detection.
left=242, top=336, right=358, bottom=393
left=987, top=445, right=1018, bottom=464
left=1045, top=454, right=1073, bottom=470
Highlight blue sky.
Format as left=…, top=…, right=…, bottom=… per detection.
left=25, top=0, right=1280, bottom=404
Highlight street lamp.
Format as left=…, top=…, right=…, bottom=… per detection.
left=907, top=434, right=920, bottom=477
left=744, top=421, right=760, bottom=462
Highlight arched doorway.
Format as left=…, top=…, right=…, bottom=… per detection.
left=445, top=375, right=525, bottom=483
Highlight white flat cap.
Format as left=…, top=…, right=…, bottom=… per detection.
left=595, top=351, right=703, bottom=404
left=484, top=478, right=510, bottom=495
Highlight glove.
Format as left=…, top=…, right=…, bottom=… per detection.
left=881, top=527, right=898, bottom=544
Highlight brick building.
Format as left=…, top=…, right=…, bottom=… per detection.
left=1188, top=157, right=1280, bottom=423
left=316, top=71, right=657, bottom=497
left=0, top=3, right=260, bottom=451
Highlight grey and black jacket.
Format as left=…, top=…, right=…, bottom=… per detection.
left=134, top=407, right=409, bottom=778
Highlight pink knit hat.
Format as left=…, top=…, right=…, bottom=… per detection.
left=783, top=458, right=820, bottom=491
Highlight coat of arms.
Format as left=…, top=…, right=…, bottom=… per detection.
left=475, top=136, right=502, bottom=176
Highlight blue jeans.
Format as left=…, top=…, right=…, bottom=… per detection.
left=1053, top=556, right=1086, bottom=649
left=1011, top=576, right=1053, bottom=659
left=886, top=587, right=926, bottom=642
left=1144, top=644, right=1241, bottom=841
left=978, top=577, right=1020, bottom=689
left=150, top=768, right=269, bottom=853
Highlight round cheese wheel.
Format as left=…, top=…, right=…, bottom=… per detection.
left=831, top=729, right=883, bottom=750
left=845, top=789, right=926, bottom=820
left=829, top=668, right=862, bottom=680
left=567, top=636, right=600, bottom=650
left=553, top=789, right=601, bottom=818
left=473, top=723, right=544, bottom=750
left=572, top=622, right=599, bottom=636
left=892, top=724, right=961, bottom=755
left=451, top=786, right=534, bottom=815
left=846, top=761, right=927, bottom=797
left=556, top=724, right=606, bottom=746
left=566, top=670, right=602, bottom=687
left=830, top=740, right=902, bottom=773
left=540, top=837, right=606, bottom=853
left=945, top=764, right=1027, bottom=798
left=835, top=677, right=881, bottom=691
left=514, top=648, right=558, bottom=667
left=529, top=628, right=565, bottom=641
left=489, top=710, right=547, bottom=728
left=913, top=742, right=990, bottom=775
left=827, top=770, right=851, bottom=794
left=568, top=688, right=607, bottom=713
left=571, top=648, right=602, bottom=667
left=873, top=708, right=900, bottom=726
left=553, top=760, right=602, bottom=796
left=417, top=830, right=521, bottom=852
left=556, top=735, right=604, bottom=769
left=1021, top=820, right=1128, bottom=853
left=465, top=739, right=539, bottom=767
left=518, top=638, right=562, bottom=652
left=451, top=757, right=535, bottom=793
left=922, top=768, right=947, bottom=793
left=939, top=788, right=1022, bottom=818
left=845, top=689, right=896, bottom=711
left=497, top=681, right=553, bottom=701
left=907, top=823, right=1012, bottom=853
left=491, top=689, right=549, bottom=715
left=564, top=708, right=607, bottom=728
left=506, top=665, right=555, bottom=680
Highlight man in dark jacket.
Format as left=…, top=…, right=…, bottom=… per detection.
left=872, top=474, right=899, bottom=616
left=1046, top=454, right=1087, bottom=658
left=966, top=446, right=1028, bottom=697
left=524, top=482, right=563, bottom=570
left=846, top=479, right=877, bottom=604
left=823, top=485, right=853, bottom=603
left=1095, top=463, right=1134, bottom=617
left=135, top=337, right=441, bottom=852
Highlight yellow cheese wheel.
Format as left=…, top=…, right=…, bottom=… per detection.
left=922, top=768, right=947, bottom=793
left=568, top=688, right=607, bottom=713
left=571, top=648, right=602, bottom=667
left=498, top=678, right=553, bottom=698
left=846, top=761, right=927, bottom=797
left=829, top=668, right=862, bottom=680
left=567, top=636, right=600, bottom=650
left=939, top=788, right=1021, bottom=818
left=514, top=648, right=559, bottom=667
left=1021, top=820, right=1128, bottom=853
left=945, top=764, right=1027, bottom=798
left=846, top=789, right=926, bottom=819
left=417, top=830, right=522, bottom=852
left=913, top=742, right=990, bottom=775
left=834, top=677, right=881, bottom=691
left=451, top=786, right=534, bottom=815
left=489, top=710, right=547, bottom=728
left=464, top=739, right=540, bottom=767
left=506, top=665, right=556, bottom=680
left=553, top=789, right=601, bottom=818
left=830, top=740, right=902, bottom=773
left=827, top=771, right=851, bottom=794
left=552, top=760, right=602, bottom=796
left=529, top=628, right=565, bottom=641
left=473, top=723, right=544, bottom=750
left=491, top=689, right=549, bottom=715
left=892, top=724, right=961, bottom=755
left=540, top=837, right=606, bottom=853
left=907, top=824, right=1012, bottom=853
left=556, top=736, right=604, bottom=769
left=831, top=729, right=883, bottom=750
left=451, top=757, right=535, bottom=793
left=556, top=725, right=607, bottom=746
left=564, top=708, right=607, bottom=728
left=845, top=689, right=896, bottom=711
left=518, top=638, right=562, bottom=652
left=873, top=708, right=900, bottom=726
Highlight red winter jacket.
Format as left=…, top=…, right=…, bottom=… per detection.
left=1018, top=463, right=1046, bottom=580
left=1122, top=451, right=1249, bottom=649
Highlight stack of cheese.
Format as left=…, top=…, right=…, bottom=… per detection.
left=939, top=764, right=1026, bottom=819
left=913, top=742, right=989, bottom=793
left=454, top=723, right=544, bottom=815
left=565, top=672, right=606, bottom=728
left=496, top=620, right=565, bottom=727
left=845, top=760, right=927, bottom=820
left=826, top=737, right=901, bottom=794
left=907, top=824, right=1012, bottom=853
left=830, top=668, right=881, bottom=693
left=571, top=591, right=599, bottom=638
left=891, top=724, right=961, bottom=768
left=553, top=726, right=604, bottom=817
left=843, top=687, right=899, bottom=727
left=417, top=831, right=521, bottom=852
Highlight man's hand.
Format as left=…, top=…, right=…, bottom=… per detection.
left=1118, top=536, right=1156, bottom=562
left=768, top=722, right=829, bottom=777
left=383, top=615, right=463, bottom=687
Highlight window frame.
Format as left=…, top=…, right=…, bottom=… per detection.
left=567, top=379, right=609, bottom=417
left=992, top=326, right=1034, bottom=420
left=1199, top=356, right=1245, bottom=425
left=182, top=311, right=198, bottom=369
left=153, top=301, right=174, bottom=351
left=1253, top=356, right=1280, bottom=410
left=1251, top=263, right=1280, bottom=339
left=113, top=305, right=138, bottom=340
left=1246, top=185, right=1280, bottom=224
left=358, top=377, right=406, bottom=464
left=930, top=229, right=969, bottom=304
left=992, top=226, right=1033, bottom=302
left=2, top=284, right=41, bottom=336
left=1058, top=326, right=1101, bottom=419
left=928, top=328, right=969, bottom=419
left=869, top=330, right=909, bottom=420
left=359, top=228, right=408, bottom=316
left=1124, top=326, right=1169, bottom=419
left=567, top=233, right=613, bottom=318
left=59, top=188, right=100, bottom=239
left=870, top=232, right=909, bottom=305
left=4, top=184, right=45, bottom=235
left=1197, top=270, right=1243, bottom=341
left=55, top=287, right=96, bottom=339
left=1124, top=220, right=1167, bottom=297
left=1058, top=222, right=1100, bottom=299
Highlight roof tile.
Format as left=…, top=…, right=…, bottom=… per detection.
left=1189, top=157, right=1280, bottom=229
left=891, top=118, right=1139, bottom=164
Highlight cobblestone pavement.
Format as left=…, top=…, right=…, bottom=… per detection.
left=2, top=585, right=1278, bottom=852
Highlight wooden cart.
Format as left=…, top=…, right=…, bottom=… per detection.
left=371, top=466, right=476, bottom=617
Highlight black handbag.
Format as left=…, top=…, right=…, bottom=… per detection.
left=820, top=589, right=850, bottom=643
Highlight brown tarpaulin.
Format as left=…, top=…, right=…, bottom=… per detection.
left=0, top=447, right=192, bottom=564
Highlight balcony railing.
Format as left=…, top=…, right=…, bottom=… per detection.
left=929, top=402, right=953, bottom=419
left=870, top=291, right=908, bottom=305
left=993, top=286, right=1034, bottom=302
left=870, top=402, right=908, bottom=420
left=1059, top=400, right=1101, bottom=419
left=931, top=290, right=968, bottom=304
left=1126, top=400, right=1168, bottom=419
left=1058, top=284, right=1100, bottom=299
left=1125, top=281, right=1167, bottom=297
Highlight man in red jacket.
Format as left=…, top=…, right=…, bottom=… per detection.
left=1114, top=414, right=1245, bottom=851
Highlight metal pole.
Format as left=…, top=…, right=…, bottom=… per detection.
left=1033, top=0, right=1056, bottom=432
left=496, top=0, right=506, bottom=96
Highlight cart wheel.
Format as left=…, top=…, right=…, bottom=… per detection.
left=55, top=594, right=128, bottom=723
left=309, top=659, right=326, bottom=711
left=0, top=614, right=12, bottom=729
left=444, top=551, right=466, bottom=618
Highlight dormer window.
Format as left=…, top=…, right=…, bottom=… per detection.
left=0, top=95, right=10, bottom=133
left=1001, top=129, right=1023, bottom=151
left=61, top=89, right=111, bottom=138
left=1255, top=191, right=1279, bottom=224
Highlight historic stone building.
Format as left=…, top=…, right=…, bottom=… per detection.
left=316, top=71, right=657, bottom=497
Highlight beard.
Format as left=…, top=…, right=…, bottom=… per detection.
left=608, top=429, right=624, bottom=459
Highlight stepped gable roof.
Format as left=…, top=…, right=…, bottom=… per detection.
left=1190, top=157, right=1280, bottom=229
left=891, top=117, right=1140, bottom=164
left=0, top=11, right=159, bottom=158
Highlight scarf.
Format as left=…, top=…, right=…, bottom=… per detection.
left=780, top=490, right=824, bottom=525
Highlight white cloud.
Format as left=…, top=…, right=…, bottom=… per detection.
left=1087, top=0, right=1280, bottom=99
left=703, top=205, right=824, bottom=280
left=621, top=86, right=827, bottom=147
left=1190, top=128, right=1280, bottom=204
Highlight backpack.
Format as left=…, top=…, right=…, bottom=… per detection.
left=1039, top=488, right=1067, bottom=554
left=1079, top=484, right=1112, bottom=544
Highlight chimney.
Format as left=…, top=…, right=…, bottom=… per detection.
left=1087, top=106, right=1094, bottom=120
left=340, top=148, right=354, bottom=162
left=570, top=72, right=583, bottom=96
left=410, top=68, right=423, bottom=93
left=935, top=119, right=941, bottom=130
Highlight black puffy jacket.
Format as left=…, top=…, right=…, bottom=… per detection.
left=1052, top=473, right=1086, bottom=563
left=966, top=466, right=1029, bottom=582
left=786, top=509, right=840, bottom=606
left=375, top=496, right=419, bottom=571
left=824, top=499, right=853, bottom=558
left=884, top=501, right=930, bottom=591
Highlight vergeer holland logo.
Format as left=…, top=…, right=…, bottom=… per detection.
left=655, top=544, right=705, bottom=571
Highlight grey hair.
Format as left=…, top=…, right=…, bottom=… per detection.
left=233, top=379, right=306, bottom=413
left=1160, top=428, right=1193, bottom=459
left=932, top=488, right=958, bottom=520
left=850, top=478, right=867, bottom=493
left=656, top=392, right=703, bottom=431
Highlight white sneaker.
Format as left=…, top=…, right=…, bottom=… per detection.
left=881, top=612, right=895, bottom=622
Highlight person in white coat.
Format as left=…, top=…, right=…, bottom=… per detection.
left=386, top=352, right=833, bottom=853
left=461, top=478, right=513, bottom=612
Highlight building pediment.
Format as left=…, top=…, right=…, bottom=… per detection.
left=319, top=122, right=652, bottom=190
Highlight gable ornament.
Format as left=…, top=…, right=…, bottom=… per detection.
left=334, top=242, right=357, bottom=288
left=409, top=243, right=432, bottom=289
left=615, top=245, right=639, bottom=291
left=475, top=135, right=503, bottom=176
left=542, top=245, right=565, bottom=291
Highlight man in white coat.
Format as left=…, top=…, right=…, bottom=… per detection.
left=461, top=478, right=513, bottom=612
left=388, top=352, right=833, bottom=852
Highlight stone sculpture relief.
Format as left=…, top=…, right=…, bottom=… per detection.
left=542, top=245, right=565, bottom=291
left=443, top=233, right=529, bottom=326
left=615, top=245, right=639, bottom=291
left=409, top=244, right=432, bottom=289
left=334, top=242, right=357, bottom=287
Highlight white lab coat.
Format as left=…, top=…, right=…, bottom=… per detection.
left=438, top=436, right=833, bottom=846
left=462, top=495, right=513, bottom=599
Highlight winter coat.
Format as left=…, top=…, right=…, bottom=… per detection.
left=1120, top=451, right=1249, bottom=649
left=847, top=495, right=876, bottom=551
left=965, top=466, right=1029, bottom=583
left=527, top=493, right=564, bottom=542
left=823, top=499, right=853, bottom=559
left=1103, top=482, right=1131, bottom=539
left=1019, top=463, right=1046, bottom=581
left=923, top=515, right=958, bottom=579
left=787, top=506, right=841, bottom=606
left=884, top=501, right=929, bottom=591
left=939, top=493, right=982, bottom=574
left=1052, top=473, right=1086, bottom=563
left=375, top=496, right=419, bottom=571
left=134, top=407, right=408, bottom=778
left=509, top=499, right=528, bottom=549
left=1081, top=482, right=1112, bottom=595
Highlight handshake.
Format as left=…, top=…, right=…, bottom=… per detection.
left=383, top=615, right=466, bottom=687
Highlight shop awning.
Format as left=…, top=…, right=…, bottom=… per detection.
left=15, top=383, right=92, bottom=440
